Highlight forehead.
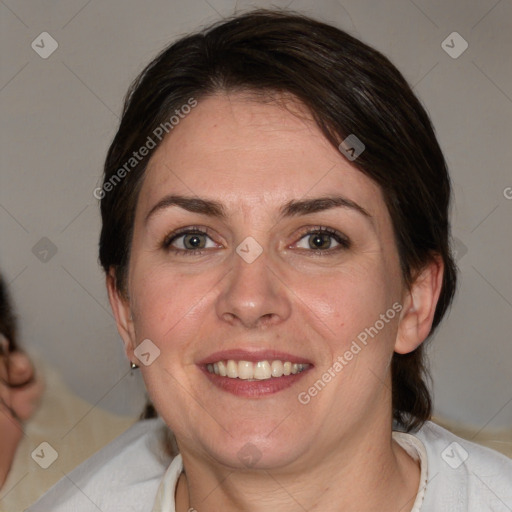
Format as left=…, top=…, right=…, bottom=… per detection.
left=136, top=93, right=386, bottom=221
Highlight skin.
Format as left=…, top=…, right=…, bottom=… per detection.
left=0, top=350, right=44, bottom=488
left=108, top=92, right=443, bottom=511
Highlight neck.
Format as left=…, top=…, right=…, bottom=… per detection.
left=175, top=418, right=420, bottom=512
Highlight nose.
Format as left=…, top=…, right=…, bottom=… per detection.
left=215, top=243, right=292, bottom=329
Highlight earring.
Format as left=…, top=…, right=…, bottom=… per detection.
left=130, top=361, right=139, bottom=370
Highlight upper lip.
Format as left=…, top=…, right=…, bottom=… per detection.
left=197, top=349, right=313, bottom=366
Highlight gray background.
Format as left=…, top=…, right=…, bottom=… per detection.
left=1, top=0, right=511, bottom=430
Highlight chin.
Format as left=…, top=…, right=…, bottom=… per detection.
left=197, top=427, right=309, bottom=471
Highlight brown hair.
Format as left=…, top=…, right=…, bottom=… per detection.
left=0, top=275, right=18, bottom=352
left=99, top=9, right=457, bottom=431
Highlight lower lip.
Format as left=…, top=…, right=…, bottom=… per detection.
left=200, top=367, right=311, bottom=397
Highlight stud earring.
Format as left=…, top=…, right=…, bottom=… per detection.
left=130, top=361, right=139, bottom=370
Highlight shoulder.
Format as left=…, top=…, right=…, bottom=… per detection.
left=27, top=418, right=172, bottom=512
left=413, top=421, right=512, bottom=511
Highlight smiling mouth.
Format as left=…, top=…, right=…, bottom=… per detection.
left=206, top=359, right=310, bottom=380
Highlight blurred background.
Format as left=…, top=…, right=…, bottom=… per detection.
left=1, top=0, right=511, bottom=508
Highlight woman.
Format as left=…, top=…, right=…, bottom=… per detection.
left=30, top=10, right=511, bottom=512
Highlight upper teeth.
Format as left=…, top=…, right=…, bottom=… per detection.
left=206, top=360, right=309, bottom=380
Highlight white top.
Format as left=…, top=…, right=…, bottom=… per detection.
left=150, top=433, right=428, bottom=512
left=28, top=419, right=512, bottom=512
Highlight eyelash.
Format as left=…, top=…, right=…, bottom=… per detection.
left=162, top=225, right=350, bottom=257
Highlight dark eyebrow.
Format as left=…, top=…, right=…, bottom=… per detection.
left=279, top=195, right=371, bottom=220
left=145, top=194, right=371, bottom=225
left=145, top=195, right=228, bottom=224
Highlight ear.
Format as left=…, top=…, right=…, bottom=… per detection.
left=395, top=256, right=444, bottom=354
left=106, top=268, right=136, bottom=364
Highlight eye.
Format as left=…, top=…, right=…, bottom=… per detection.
left=294, top=226, right=350, bottom=253
left=162, top=226, right=218, bottom=256
left=161, top=225, right=350, bottom=257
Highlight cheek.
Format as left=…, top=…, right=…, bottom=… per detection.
left=294, top=260, right=399, bottom=348
left=131, top=269, right=174, bottom=338
left=130, top=250, right=400, bottom=360
left=129, top=263, right=223, bottom=355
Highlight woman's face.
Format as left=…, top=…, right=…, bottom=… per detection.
left=116, top=92, right=409, bottom=469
